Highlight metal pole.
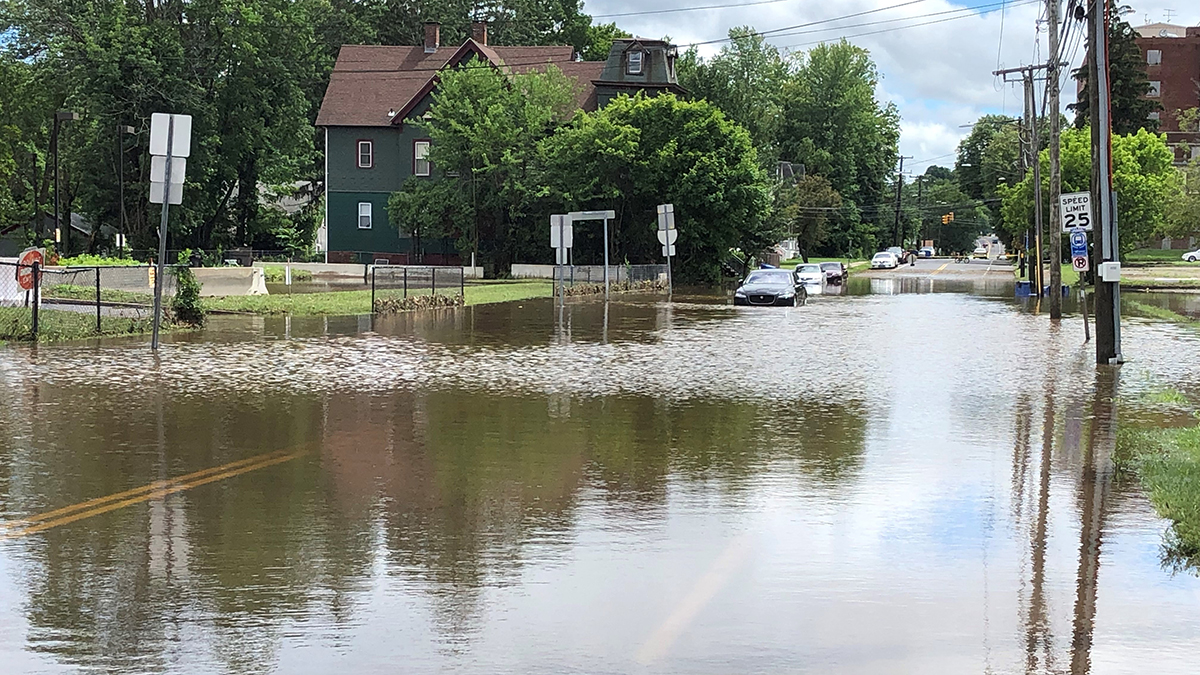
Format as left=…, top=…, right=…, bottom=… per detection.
left=666, top=244, right=672, bottom=296
left=151, top=116, right=173, bottom=351
left=431, top=266, right=435, bottom=296
left=117, top=124, right=125, bottom=258
left=371, top=266, right=376, bottom=310
left=52, top=117, right=60, bottom=255
left=1030, top=70, right=1044, bottom=302
left=31, top=261, right=39, bottom=339
left=1047, top=0, right=1063, bottom=318
left=603, top=216, right=610, bottom=297
left=95, top=266, right=101, bottom=333
left=1091, top=0, right=1120, bottom=363
left=403, top=267, right=408, bottom=298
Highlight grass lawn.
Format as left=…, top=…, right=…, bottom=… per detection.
left=780, top=257, right=868, bottom=270
left=204, top=279, right=553, bottom=316
left=43, top=284, right=154, bottom=305
left=1119, top=423, right=1200, bottom=566
left=1126, top=248, right=1190, bottom=264
left=0, top=306, right=158, bottom=342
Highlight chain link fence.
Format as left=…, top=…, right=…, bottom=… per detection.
left=371, top=266, right=465, bottom=313
left=552, top=264, right=669, bottom=291
left=0, top=261, right=171, bottom=341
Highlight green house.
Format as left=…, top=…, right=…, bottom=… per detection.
left=315, top=22, right=684, bottom=264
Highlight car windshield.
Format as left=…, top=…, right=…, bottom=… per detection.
left=820, top=263, right=839, bottom=270
left=798, top=264, right=821, bottom=273
left=744, top=270, right=792, bottom=284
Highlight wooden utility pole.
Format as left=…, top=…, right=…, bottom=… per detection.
left=1047, top=0, right=1063, bottom=318
left=995, top=64, right=1050, bottom=296
left=892, top=156, right=911, bottom=248
left=1089, top=0, right=1121, bottom=362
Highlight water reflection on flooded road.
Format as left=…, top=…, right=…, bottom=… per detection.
left=0, top=288, right=1198, bottom=673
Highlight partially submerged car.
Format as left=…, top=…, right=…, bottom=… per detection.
left=871, top=252, right=899, bottom=269
left=794, top=263, right=825, bottom=290
left=734, top=269, right=807, bottom=306
left=819, top=261, right=846, bottom=284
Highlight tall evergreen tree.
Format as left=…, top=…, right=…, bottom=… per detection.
left=1071, top=16, right=1160, bottom=134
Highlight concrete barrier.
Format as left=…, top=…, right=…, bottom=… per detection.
left=194, top=267, right=268, bottom=297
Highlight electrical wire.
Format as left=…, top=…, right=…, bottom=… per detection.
left=759, top=0, right=1037, bottom=44
left=592, top=0, right=796, bottom=19
left=777, top=1, right=1040, bottom=50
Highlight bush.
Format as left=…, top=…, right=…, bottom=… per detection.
left=170, top=266, right=206, bottom=326
left=55, top=253, right=141, bottom=267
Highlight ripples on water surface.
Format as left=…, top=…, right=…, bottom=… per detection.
left=0, top=289, right=1198, bottom=674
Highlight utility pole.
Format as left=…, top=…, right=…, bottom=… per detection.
left=1089, top=0, right=1121, bottom=363
left=1047, top=0, right=1063, bottom=318
left=893, top=156, right=911, bottom=248
left=994, top=65, right=1049, bottom=295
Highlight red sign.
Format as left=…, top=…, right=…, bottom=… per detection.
left=16, top=248, right=44, bottom=291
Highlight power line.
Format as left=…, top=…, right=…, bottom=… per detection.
left=681, top=0, right=931, bottom=48
left=592, top=0, right=795, bottom=19
left=753, top=0, right=1038, bottom=44
left=777, top=2, right=1039, bottom=50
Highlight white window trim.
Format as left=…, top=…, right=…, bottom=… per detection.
left=358, top=201, right=373, bottom=229
left=1147, top=49, right=1162, bottom=65
left=357, top=140, right=373, bottom=169
left=1148, top=80, right=1161, bottom=97
left=414, top=140, right=431, bottom=177
left=627, top=51, right=643, bottom=75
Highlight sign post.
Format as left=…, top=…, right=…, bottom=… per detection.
left=549, top=214, right=572, bottom=303
left=148, top=112, right=192, bottom=350
left=656, top=204, right=676, bottom=296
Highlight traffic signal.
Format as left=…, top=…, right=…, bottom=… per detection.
left=941, top=214, right=949, bottom=224
left=948, top=212, right=954, bottom=222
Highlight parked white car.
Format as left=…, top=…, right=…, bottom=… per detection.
left=1183, top=249, right=1200, bottom=263
left=793, top=263, right=826, bottom=292
left=870, top=252, right=898, bottom=269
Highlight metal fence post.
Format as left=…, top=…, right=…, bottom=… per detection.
left=460, top=266, right=464, bottom=299
left=371, top=266, right=376, bottom=311
left=95, top=266, right=101, bottom=333
left=430, top=266, right=435, bottom=296
left=403, top=267, right=408, bottom=298
left=31, top=261, right=40, bottom=339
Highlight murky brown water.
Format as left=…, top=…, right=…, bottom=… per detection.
left=1, top=286, right=1198, bottom=674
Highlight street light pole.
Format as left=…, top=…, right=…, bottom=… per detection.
left=117, top=124, right=136, bottom=258
left=52, top=111, right=79, bottom=257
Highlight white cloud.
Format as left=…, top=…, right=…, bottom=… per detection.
left=585, top=0, right=1200, bottom=165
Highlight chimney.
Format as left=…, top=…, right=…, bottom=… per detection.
left=423, top=22, right=440, bottom=53
left=471, top=21, right=488, bottom=45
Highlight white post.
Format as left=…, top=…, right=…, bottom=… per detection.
left=151, top=116, right=174, bottom=351
left=603, top=216, right=610, bottom=297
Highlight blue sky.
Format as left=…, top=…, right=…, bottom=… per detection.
left=584, top=0, right=1200, bottom=172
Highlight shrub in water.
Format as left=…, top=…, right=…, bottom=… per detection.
left=170, top=266, right=206, bottom=326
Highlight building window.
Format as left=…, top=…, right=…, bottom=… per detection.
left=413, top=140, right=431, bottom=176
left=1148, top=81, right=1161, bottom=97
left=627, top=51, right=643, bottom=75
left=357, top=140, right=373, bottom=168
left=358, top=202, right=372, bottom=229
left=1149, top=111, right=1160, bottom=121
left=1147, top=49, right=1162, bottom=65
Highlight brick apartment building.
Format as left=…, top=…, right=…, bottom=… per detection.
left=1134, top=22, right=1200, bottom=162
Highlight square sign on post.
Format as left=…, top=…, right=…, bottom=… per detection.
left=1060, top=191, right=1093, bottom=232
left=657, top=203, right=675, bottom=231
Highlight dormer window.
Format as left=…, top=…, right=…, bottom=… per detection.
left=627, top=51, right=643, bottom=75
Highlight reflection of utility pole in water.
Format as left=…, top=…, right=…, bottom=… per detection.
left=1023, top=365, right=1059, bottom=674
left=1070, top=366, right=1118, bottom=675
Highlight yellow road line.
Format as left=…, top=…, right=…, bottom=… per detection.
left=931, top=262, right=950, bottom=276
left=0, top=450, right=303, bottom=541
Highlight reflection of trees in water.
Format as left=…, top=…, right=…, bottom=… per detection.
left=319, top=389, right=869, bottom=637
left=5, top=384, right=371, bottom=674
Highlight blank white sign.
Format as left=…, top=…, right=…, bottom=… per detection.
left=149, top=113, right=193, bottom=158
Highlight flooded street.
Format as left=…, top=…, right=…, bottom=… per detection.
left=1, top=285, right=1198, bottom=673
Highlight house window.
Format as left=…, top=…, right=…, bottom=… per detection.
left=627, top=51, right=643, bottom=75
left=1149, top=111, right=1161, bottom=121
left=413, top=140, right=431, bottom=176
left=358, top=202, right=372, bottom=229
left=357, top=140, right=373, bottom=168
left=1148, top=81, right=1161, bottom=97
left=1147, top=49, right=1162, bottom=65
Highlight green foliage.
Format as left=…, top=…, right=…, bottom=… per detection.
left=779, top=41, right=900, bottom=227
left=204, top=280, right=552, bottom=315
left=1000, top=127, right=1178, bottom=256
left=677, top=29, right=792, bottom=167
left=170, top=266, right=205, bottom=327
left=543, top=93, right=773, bottom=283
left=261, top=266, right=314, bottom=283
left=583, top=23, right=632, bottom=61
left=1165, top=158, right=1200, bottom=239
left=55, top=253, right=140, bottom=267
left=956, top=115, right=1019, bottom=200
left=1071, top=16, right=1161, bottom=134
left=910, top=175, right=987, bottom=254
left=773, top=175, right=841, bottom=261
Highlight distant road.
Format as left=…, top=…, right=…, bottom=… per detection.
left=861, top=256, right=1014, bottom=280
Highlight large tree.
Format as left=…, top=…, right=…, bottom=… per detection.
left=676, top=28, right=792, bottom=167
left=1000, top=127, right=1178, bottom=257
left=778, top=40, right=900, bottom=241
left=1071, top=16, right=1161, bottom=134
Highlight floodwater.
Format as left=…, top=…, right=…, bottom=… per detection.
left=1, top=281, right=1199, bottom=674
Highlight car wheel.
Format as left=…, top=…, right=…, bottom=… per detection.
left=1189, top=256, right=1196, bottom=263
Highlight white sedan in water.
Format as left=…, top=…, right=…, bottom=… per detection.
left=870, top=252, right=899, bottom=269
left=1183, top=249, right=1200, bottom=263
left=793, top=263, right=826, bottom=292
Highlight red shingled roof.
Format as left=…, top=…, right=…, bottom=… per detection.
left=316, top=42, right=596, bottom=127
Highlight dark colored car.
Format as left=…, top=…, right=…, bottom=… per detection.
left=734, top=269, right=807, bottom=306
left=819, top=261, right=846, bottom=284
